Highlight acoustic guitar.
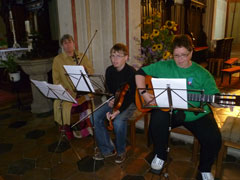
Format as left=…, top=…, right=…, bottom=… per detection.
left=135, top=76, right=240, bottom=112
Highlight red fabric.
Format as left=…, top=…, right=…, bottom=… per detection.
left=194, top=46, right=208, bottom=52
left=71, top=101, right=93, bottom=138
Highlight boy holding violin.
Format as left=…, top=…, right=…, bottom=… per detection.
left=91, top=43, right=136, bottom=163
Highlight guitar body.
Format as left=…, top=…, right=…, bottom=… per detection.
left=135, top=75, right=153, bottom=112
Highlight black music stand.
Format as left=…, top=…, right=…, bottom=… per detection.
left=30, top=80, right=81, bottom=163
left=137, top=78, right=205, bottom=179
left=64, top=66, right=109, bottom=175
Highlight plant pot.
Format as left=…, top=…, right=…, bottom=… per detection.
left=9, top=72, right=20, bottom=82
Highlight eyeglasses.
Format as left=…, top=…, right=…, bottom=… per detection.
left=173, top=53, right=190, bottom=59
left=110, top=54, right=125, bottom=59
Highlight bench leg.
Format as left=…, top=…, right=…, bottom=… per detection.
left=215, top=142, right=227, bottom=179
left=144, top=114, right=150, bottom=146
left=221, top=72, right=224, bottom=83
left=192, top=138, right=200, bottom=164
left=130, top=120, right=136, bottom=150
left=229, top=73, right=232, bottom=84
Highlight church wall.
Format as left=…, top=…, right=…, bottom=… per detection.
left=212, top=0, right=227, bottom=39
left=128, top=0, right=141, bottom=69
left=56, top=0, right=141, bottom=76
left=227, top=2, right=240, bottom=43
left=56, top=0, right=73, bottom=39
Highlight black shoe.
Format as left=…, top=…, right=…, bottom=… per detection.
left=93, top=150, right=116, bottom=161
left=93, top=151, right=104, bottom=160
left=115, top=152, right=126, bottom=164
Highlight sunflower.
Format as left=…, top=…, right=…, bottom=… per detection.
left=144, top=19, right=154, bottom=24
left=141, top=33, right=149, bottom=40
left=150, top=34, right=154, bottom=40
left=163, top=51, right=171, bottom=60
left=152, top=44, right=158, bottom=51
left=152, top=29, right=160, bottom=37
left=165, top=20, right=175, bottom=29
left=173, top=26, right=177, bottom=31
left=156, top=12, right=161, bottom=18
left=157, top=44, right=163, bottom=51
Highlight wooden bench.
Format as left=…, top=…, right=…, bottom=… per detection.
left=215, top=116, right=240, bottom=179
left=129, top=110, right=200, bottom=165
left=208, top=58, right=224, bottom=77
left=221, top=66, right=240, bottom=84
left=171, top=126, right=200, bottom=164
left=129, top=110, right=149, bottom=150
left=224, top=57, right=239, bottom=67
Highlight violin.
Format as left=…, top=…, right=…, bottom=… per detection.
left=107, top=83, right=130, bottom=131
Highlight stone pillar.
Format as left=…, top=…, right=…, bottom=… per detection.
left=16, top=58, right=53, bottom=114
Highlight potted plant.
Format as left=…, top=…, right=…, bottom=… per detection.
left=0, top=53, right=20, bottom=82
left=0, top=38, right=8, bottom=49
left=134, top=11, right=178, bottom=66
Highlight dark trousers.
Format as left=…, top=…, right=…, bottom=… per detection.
left=149, top=109, right=222, bottom=172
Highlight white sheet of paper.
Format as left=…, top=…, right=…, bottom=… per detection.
left=64, top=65, right=95, bottom=93
left=31, top=79, right=77, bottom=103
left=151, top=78, right=188, bottom=109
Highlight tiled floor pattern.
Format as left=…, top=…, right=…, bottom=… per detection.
left=1, top=93, right=240, bottom=180
left=1, top=43, right=240, bottom=180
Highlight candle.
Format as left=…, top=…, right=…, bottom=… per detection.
left=25, top=20, right=30, bottom=34
left=9, top=10, right=13, bottom=19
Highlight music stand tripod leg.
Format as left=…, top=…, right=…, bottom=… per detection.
left=89, top=96, right=101, bottom=171
left=150, top=86, right=173, bottom=179
left=152, top=108, right=172, bottom=180
left=160, top=107, right=173, bottom=180
left=51, top=100, right=81, bottom=164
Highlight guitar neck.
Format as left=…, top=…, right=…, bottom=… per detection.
left=188, top=93, right=240, bottom=106
left=188, top=94, right=214, bottom=103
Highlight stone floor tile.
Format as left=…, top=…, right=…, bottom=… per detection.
left=22, top=168, right=50, bottom=180
left=25, top=129, right=45, bottom=139
left=36, top=153, right=56, bottom=169
left=23, top=145, right=49, bottom=160
left=0, top=143, right=13, bottom=154
left=8, top=159, right=35, bottom=175
left=96, top=162, right=126, bottom=180
left=169, top=160, right=197, bottom=179
left=2, top=174, right=21, bottom=180
left=0, top=151, right=22, bottom=165
left=124, top=158, right=150, bottom=175
left=50, top=162, right=78, bottom=180
left=67, top=171, right=95, bottom=180
left=221, top=162, right=240, bottom=180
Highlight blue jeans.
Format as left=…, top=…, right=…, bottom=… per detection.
left=90, top=103, right=136, bottom=155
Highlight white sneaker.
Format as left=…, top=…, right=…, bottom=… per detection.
left=201, top=172, right=214, bottom=180
left=150, top=155, right=164, bottom=174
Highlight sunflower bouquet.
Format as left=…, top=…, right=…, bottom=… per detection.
left=136, top=12, right=178, bottom=66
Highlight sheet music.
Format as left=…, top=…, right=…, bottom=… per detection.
left=31, top=79, right=77, bottom=103
left=151, top=78, right=188, bottom=109
left=64, top=65, right=95, bottom=93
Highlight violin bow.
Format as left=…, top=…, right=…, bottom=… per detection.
left=78, top=30, right=98, bottom=65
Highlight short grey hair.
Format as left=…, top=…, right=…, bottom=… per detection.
left=60, top=34, right=74, bottom=45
